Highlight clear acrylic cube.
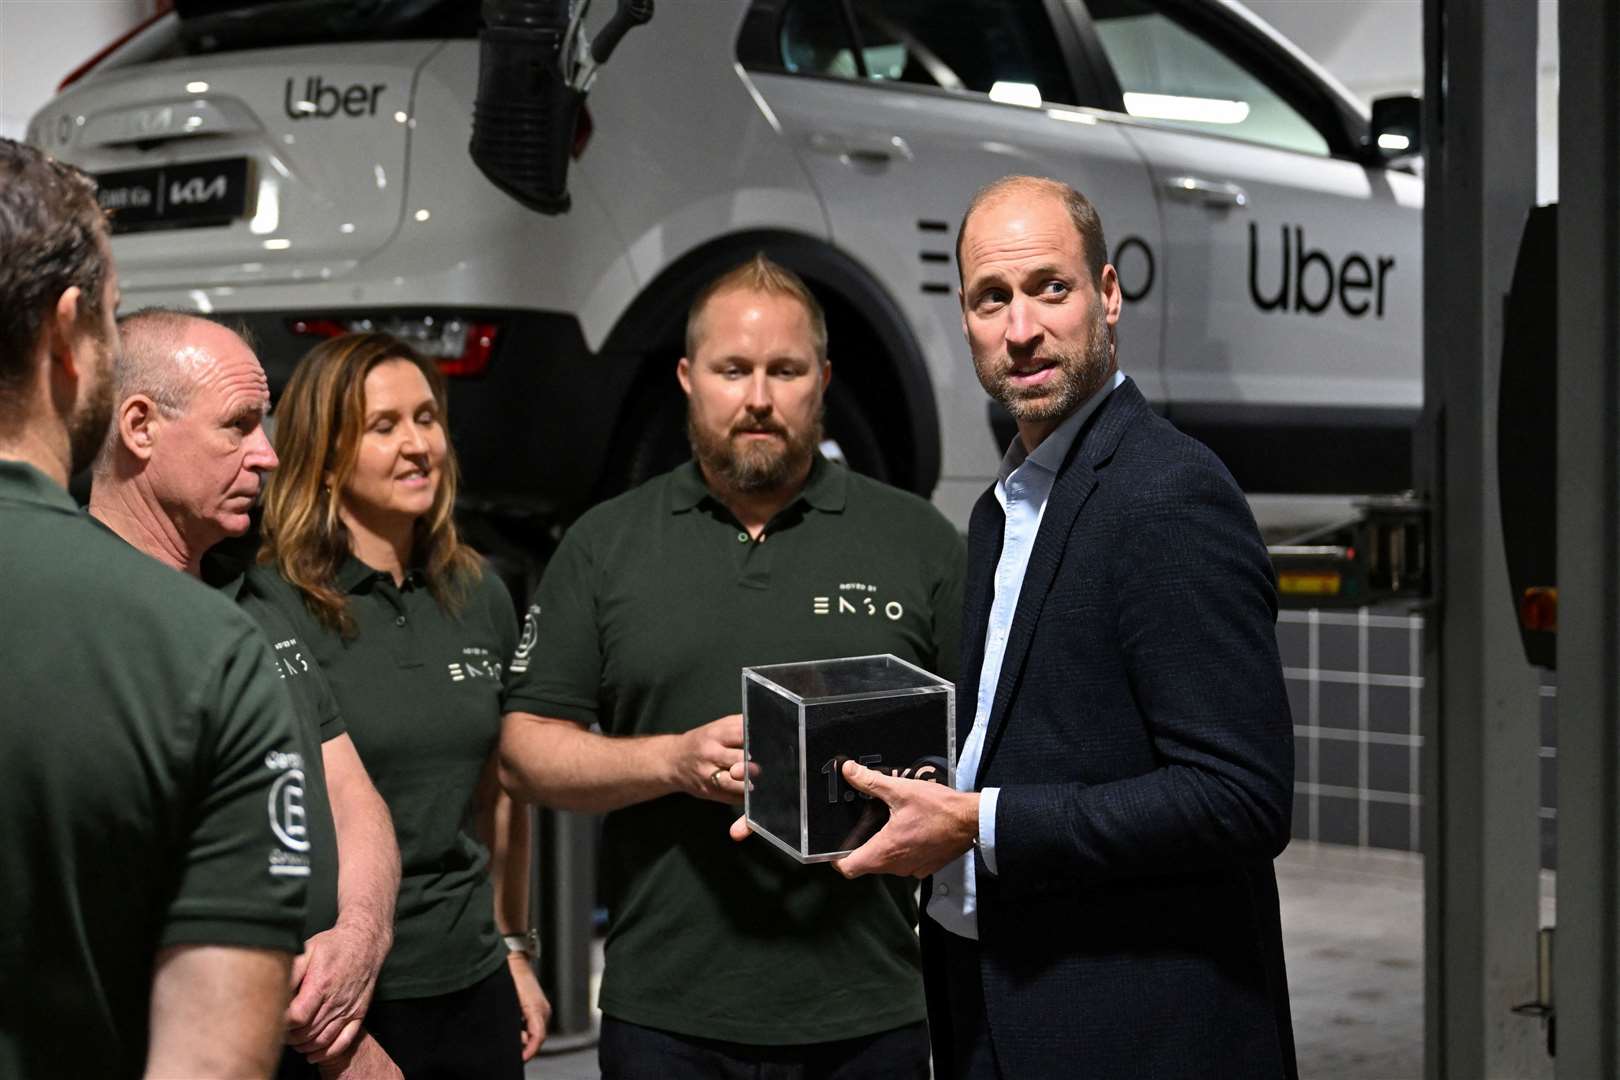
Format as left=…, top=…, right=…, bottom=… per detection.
left=742, top=653, right=955, bottom=863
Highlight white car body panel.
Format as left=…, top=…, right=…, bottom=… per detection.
left=38, top=42, right=439, bottom=284
left=1116, top=119, right=1423, bottom=411
left=28, top=0, right=1424, bottom=529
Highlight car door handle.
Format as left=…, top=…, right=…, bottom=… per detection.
left=807, top=132, right=913, bottom=166
left=1162, top=175, right=1249, bottom=209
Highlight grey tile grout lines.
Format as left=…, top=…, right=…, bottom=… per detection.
left=1296, top=781, right=1418, bottom=805
left=1358, top=608, right=1370, bottom=847
left=1282, top=668, right=1424, bottom=688
left=1293, top=724, right=1419, bottom=747
left=1279, top=609, right=1426, bottom=629
left=1308, top=608, right=1320, bottom=844
left=1408, top=618, right=1421, bottom=852
left=1277, top=609, right=1549, bottom=860
left=1280, top=608, right=1428, bottom=851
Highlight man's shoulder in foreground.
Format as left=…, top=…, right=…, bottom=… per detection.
left=1, top=467, right=267, bottom=647
left=1105, top=384, right=1238, bottom=482
left=0, top=574, right=300, bottom=1077
left=1105, top=413, right=1273, bottom=589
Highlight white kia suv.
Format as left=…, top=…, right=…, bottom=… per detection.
left=28, top=0, right=1423, bottom=539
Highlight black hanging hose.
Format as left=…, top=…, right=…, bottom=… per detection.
left=470, top=0, right=577, bottom=214
left=590, top=0, right=653, bottom=65
left=470, top=0, right=652, bottom=215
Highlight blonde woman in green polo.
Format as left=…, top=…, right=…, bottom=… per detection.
left=256, top=332, right=549, bottom=1078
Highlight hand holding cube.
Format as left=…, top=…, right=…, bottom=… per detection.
left=670, top=713, right=747, bottom=805
left=830, top=760, right=980, bottom=880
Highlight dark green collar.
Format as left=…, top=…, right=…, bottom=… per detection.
left=0, top=459, right=77, bottom=514
left=669, top=453, right=848, bottom=515
left=199, top=549, right=249, bottom=599
left=336, top=553, right=426, bottom=593
left=83, top=508, right=251, bottom=597
left=337, top=555, right=387, bottom=593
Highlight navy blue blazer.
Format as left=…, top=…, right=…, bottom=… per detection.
left=946, top=378, right=1297, bottom=1079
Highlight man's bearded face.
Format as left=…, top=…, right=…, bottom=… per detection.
left=687, top=400, right=823, bottom=493
left=971, top=285, right=1112, bottom=425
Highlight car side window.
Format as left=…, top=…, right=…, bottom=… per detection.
left=780, top=3, right=861, bottom=79
left=1086, top=0, right=1331, bottom=156
left=776, top=0, right=1077, bottom=107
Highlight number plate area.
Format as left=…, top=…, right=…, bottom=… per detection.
left=94, top=157, right=252, bottom=234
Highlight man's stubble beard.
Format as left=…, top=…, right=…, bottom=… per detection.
left=67, top=340, right=118, bottom=475
left=687, top=402, right=825, bottom=497
left=973, top=295, right=1113, bottom=425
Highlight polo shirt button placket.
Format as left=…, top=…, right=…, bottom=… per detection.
left=394, top=615, right=406, bottom=628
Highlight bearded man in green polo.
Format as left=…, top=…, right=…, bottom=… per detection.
left=500, top=254, right=964, bottom=1078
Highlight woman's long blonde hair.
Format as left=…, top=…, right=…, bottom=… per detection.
left=260, top=332, right=481, bottom=636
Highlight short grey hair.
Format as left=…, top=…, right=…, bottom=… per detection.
left=115, top=308, right=200, bottom=410
left=93, top=308, right=254, bottom=472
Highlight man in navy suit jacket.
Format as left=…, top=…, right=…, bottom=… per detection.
left=834, top=176, right=1297, bottom=1079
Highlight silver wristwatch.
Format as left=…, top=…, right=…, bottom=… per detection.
left=503, top=930, right=540, bottom=959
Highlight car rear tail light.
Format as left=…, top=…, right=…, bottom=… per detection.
left=288, top=316, right=500, bottom=377
left=58, top=1, right=175, bottom=93
left=1519, top=586, right=1558, bottom=633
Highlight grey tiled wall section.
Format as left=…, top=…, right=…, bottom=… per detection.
left=1538, top=673, right=1557, bottom=870
left=1278, top=609, right=1423, bottom=852
left=1277, top=609, right=1557, bottom=868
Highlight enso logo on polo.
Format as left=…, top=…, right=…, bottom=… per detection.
left=811, top=582, right=904, bottom=621
left=448, top=645, right=503, bottom=684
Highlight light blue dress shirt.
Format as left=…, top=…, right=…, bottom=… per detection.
left=926, top=369, right=1125, bottom=941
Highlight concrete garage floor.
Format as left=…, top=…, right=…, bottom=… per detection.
left=1278, top=841, right=1426, bottom=1079
left=529, top=841, right=1550, bottom=1079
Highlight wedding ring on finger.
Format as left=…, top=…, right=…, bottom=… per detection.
left=712, top=767, right=726, bottom=785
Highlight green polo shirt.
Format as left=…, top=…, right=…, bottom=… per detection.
left=207, top=556, right=346, bottom=941
left=505, top=456, right=965, bottom=1045
left=0, top=461, right=307, bottom=1078
left=250, top=556, right=518, bottom=1001
left=84, top=529, right=346, bottom=943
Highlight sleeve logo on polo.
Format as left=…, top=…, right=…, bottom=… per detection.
left=510, top=603, right=540, bottom=674
left=270, top=637, right=312, bottom=680
left=264, top=749, right=312, bottom=878
left=811, top=582, right=904, bottom=621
